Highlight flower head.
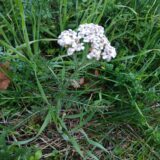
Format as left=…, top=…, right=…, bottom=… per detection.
left=57, top=24, right=117, bottom=61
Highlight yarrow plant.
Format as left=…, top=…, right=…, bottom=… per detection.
left=57, top=23, right=117, bottom=61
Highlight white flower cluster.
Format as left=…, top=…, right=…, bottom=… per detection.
left=57, top=23, right=117, bottom=61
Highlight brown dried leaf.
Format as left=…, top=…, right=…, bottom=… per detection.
left=0, top=62, right=10, bottom=90
left=94, top=69, right=100, bottom=76
left=79, top=77, right=85, bottom=85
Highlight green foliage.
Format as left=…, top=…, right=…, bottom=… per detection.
left=0, top=134, right=32, bottom=160
left=0, top=0, right=160, bottom=159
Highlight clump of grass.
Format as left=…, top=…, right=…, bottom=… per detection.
left=0, top=0, right=160, bottom=159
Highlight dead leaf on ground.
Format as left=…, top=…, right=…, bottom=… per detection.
left=0, top=62, right=10, bottom=90
left=94, top=69, right=100, bottom=76
left=79, top=77, right=85, bottom=85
